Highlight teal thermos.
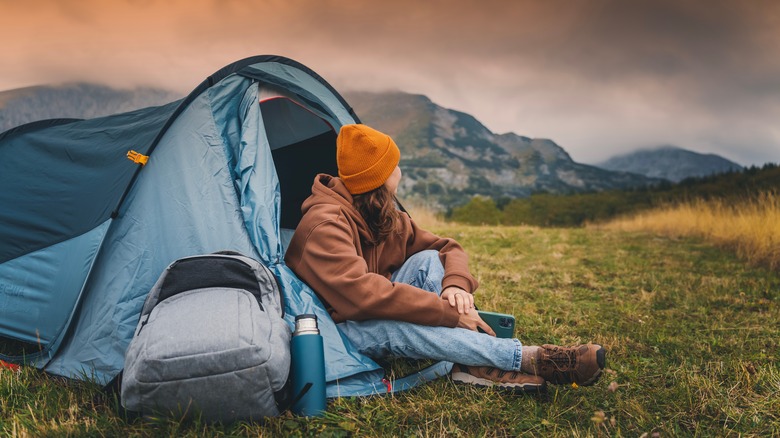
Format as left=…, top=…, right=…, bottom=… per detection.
left=291, top=314, right=326, bottom=416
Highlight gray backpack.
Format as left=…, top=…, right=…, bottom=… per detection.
left=121, top=252, right=292, bottom=422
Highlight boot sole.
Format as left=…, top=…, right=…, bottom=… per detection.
left=451, top=370, right=547, bottom=394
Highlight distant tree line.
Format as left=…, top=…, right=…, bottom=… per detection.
left=448, top=163, right=780, bottom=227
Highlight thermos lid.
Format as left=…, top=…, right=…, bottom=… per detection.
left=295, top=314, right=317, bottom=322
left=294, top=314, right=320, bottom=335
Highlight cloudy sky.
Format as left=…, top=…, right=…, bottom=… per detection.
left=2, top=0, right=778, bottom=166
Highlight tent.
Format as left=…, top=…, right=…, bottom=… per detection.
left=0, top=56, right=450, bottom=396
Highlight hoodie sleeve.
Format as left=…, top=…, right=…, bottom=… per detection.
left=286, top=213, right=461, bottom=327
left=403, top=216, right=479, bottom=294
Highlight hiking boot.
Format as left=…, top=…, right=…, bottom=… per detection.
left=451, top=364, right=547, bottom=394
left=530, top=344, right=606, bottom=386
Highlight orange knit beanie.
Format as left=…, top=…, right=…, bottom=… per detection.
left=336, top=124, right=401, bottom=194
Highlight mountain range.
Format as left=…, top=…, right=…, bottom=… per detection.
left=596, top=146, right=743, bottom=183
left=343, top=91, right=656, bottom=207
left=0, top=83, right=181, bottom=132
left=0, top=83, right=740, bottom=208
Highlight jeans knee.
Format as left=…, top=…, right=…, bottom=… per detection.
left=407, top=250, right=442, bottom=270
left=392, top=250, right=445, bottom=292
left=410, top=250, right=444, bottom=290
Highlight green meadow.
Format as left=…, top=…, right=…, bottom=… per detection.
left=2, top=225, right=778, bottom=437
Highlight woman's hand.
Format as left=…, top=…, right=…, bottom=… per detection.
left=456, top=311, right=496, bottom=336
left=441, top=286, right=474, bottom=314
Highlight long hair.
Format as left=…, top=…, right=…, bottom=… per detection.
left=352, top=185, right=400, bottom=246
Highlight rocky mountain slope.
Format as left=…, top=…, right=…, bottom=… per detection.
left=595, top=146, right=744, bottom=182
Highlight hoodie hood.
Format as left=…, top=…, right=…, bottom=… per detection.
left=301, top=174, right=373, bottom=243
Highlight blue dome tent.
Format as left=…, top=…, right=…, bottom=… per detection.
left=0, top=56, right=450, bottom=396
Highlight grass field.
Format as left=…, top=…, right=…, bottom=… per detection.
left=2, top=224, right=779, bottom=436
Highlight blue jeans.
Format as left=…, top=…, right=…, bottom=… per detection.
left=337, top=250, right=523, bottom=371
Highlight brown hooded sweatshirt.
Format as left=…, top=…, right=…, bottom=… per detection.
left=284, top=174, right=479, bottom=328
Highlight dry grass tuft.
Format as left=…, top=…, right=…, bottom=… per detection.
left=403, top=202, right=449, bottom=229
left=599, top=192, right=780, bottom=270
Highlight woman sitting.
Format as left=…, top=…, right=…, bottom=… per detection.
left=285, top=124, right=605, bottom=394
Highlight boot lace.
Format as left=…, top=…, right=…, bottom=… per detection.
left=543, top=346, right=576, bottom=371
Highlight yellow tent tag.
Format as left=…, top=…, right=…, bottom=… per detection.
left=127, top=150, right=149, bottom=166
